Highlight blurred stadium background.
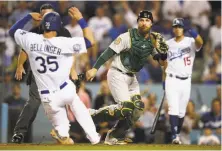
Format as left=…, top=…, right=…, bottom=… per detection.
left=0, top=0, right=221, bottom=146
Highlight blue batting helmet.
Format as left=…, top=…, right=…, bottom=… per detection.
left=41, top=12, right=61, bottom=31
left=172, top=18, right=184, bottom=27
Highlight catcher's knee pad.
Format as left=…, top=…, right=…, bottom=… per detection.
left=91, top=104, right=122, bottom=123
left=120, top=101, right=135, bottom=118
left=131, top=95, right=144, bottom=122
left=131, top=95, right=144, bottom=111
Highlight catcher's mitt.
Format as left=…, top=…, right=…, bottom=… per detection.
left=72, top=73, right=86, bottom=92
left=150, top=32, right=168, bottom=54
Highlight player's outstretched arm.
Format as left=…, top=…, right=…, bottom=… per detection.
left=188, top=29, right=203, bottom=49
left=9, top=13, right=41, bottom=38
left=15, top=50, right=28, bottom=81
left=9, top=14, right=32, bottom=38
left=68, top=7, right=95, bottom=49
left=86, top=47, right=116, bottom=81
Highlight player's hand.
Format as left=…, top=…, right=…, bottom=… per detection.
left=68, top=7, right=83, bottom=21
left=29, top=13, right=42, bottom=21
left=86, top=68, right=97, bottom=81
left=72, top=73, right=86, bottom=92
left=70, top=70, right=78, bottom=81
left=15, top=66, right=26, bottom=81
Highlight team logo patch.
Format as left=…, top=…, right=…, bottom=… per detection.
left=73, top=44, right=81, bottom=52
left=114, top=37, right=121, bottom=45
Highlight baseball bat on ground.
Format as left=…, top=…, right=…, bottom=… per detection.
left=150, top=92, right=165, bottom=134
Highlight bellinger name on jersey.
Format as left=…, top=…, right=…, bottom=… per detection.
left=30, top=43, right=61, bottom=55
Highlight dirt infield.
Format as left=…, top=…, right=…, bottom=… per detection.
left=0, top=143, right=221, bottom=150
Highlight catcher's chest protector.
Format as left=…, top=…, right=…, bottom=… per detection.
left=120, top=28, right=154, bottom=72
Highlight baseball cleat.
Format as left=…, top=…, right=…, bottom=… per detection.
left=104, top=129, right=128, bottom=145
left=50, top=129, right=74, bottom=145
left=11, top=133, right=24, bottom=144
left=172, top=136, right=182, bottom=144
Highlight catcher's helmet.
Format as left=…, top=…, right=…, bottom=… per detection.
left=41, top=12, right=61, bottom=31
left=172, top=18, right=184, bottom=27
left=137, top=10, right=153, bottom=23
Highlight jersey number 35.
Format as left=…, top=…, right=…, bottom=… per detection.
left=35, top=56, right=59, bottom=74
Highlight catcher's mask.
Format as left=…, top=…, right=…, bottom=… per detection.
left=137, top=10, right=153, bottom=23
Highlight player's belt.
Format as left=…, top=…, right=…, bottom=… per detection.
left=40, top=82, right=68, bottom=94
left=169, top=73, right=189, bottom=80
left=112, top=67, right=134, bottom=77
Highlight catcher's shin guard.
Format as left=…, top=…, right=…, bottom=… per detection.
left=109, top=119, right=131, bottom=139
left=108, top=95, right=144, bottom=139
left=131, top=95, right=144, bottom=122
left=90, top=101, right=135, bottom=124
left=90, top=105, right=122, bottom=123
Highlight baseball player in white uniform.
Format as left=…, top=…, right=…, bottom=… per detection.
left=164, top=18, right=203, bottom=144
left=9, top=8, right=100, bottom=145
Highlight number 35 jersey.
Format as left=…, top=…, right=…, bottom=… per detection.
left=14, top=29, right=87, bottom=91
left=166, top=37, right=201, bottom=77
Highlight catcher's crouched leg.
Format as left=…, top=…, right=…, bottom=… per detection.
left=131, top=95, right=145, bottom=123
left=108, top=95, right=144, bottom=140
left=90, top=101, right=135, bottom=124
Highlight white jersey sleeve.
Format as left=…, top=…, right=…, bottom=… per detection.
left=14, top=29, right=36, bottom=51
left=61, top=37, right=87, bottom=54
left=109, top=32, right=130, bottom=53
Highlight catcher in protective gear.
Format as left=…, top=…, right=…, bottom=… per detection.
left=85, top=10, right=168, bottom=145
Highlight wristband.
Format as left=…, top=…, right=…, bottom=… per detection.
left=78, top=18, right=88, bottom=29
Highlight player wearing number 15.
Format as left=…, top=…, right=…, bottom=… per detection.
left=164, top=18, right=203, bottom=144
left=9, top=9, right=100, bottom=144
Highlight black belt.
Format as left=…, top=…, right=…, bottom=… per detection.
left=40, top=82, right=68, bottom=94
left=112, top=67, right=134, bottom=77
left=169, top=74, right=189, bottom=80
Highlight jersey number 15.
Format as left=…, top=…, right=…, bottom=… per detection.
left=183, top=56, right=191, bottom=66
left=35, top=56, right=59, bottom=74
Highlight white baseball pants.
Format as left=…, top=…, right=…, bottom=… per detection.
left=165, top=74, right=191, bottom=118
left=40, top=80, right=100, bottom=144
left=107, top=68, right=140, bottom=103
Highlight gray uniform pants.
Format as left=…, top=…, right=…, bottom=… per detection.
left=14, top=75, right=41, bottom=134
